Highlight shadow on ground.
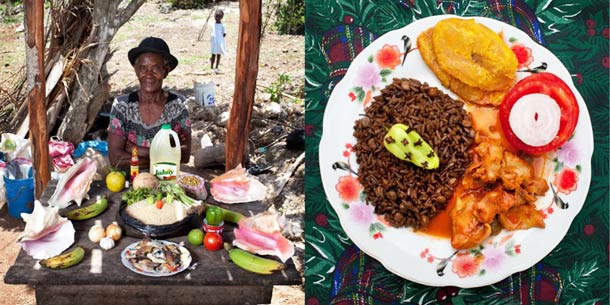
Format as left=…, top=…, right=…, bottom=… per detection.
left=0, top=203, right=25, bottom=233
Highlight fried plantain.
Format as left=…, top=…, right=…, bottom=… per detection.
left=430, top=18, right=517, bottom=92
left=417, top=28, right=506, bottom=106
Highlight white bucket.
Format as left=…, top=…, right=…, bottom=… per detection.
left=194, top=81, right=216, bottom=107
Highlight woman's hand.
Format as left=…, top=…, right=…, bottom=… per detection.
left=177, top=129, right=192, bottom=164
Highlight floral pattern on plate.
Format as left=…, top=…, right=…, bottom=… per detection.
left=348, top=43, right=407, bottom=106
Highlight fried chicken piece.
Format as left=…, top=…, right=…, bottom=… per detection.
left=473, top=186, right=520, bottom=223
left=522, top=176, right=549, bottom=195
left=431, top=18, right=517, bottom=92
left=450, top=192, right=492, bottom=250
left=417, top=29, right=506, bottom=106
left=468, top=140, right=504, bottom=184
left=500, top=151, right=535, bottom=190
left=498, top=204, right=546, bottom=230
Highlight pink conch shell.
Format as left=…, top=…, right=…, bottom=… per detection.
left=18, top=200, right=75, bottom=259
left=232, top=209, right=295, bottom=262
left=210, top=164, right=268, bottom=204
left=47, top=157, right=97, bottom=209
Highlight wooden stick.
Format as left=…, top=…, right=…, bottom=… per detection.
left=24, top=0, right=51, bottom=198
left=225, top=0, right=262, bottom=171
left=197, top=8, right=215, bottom=41
left=270, top=152, right=304, bottom=198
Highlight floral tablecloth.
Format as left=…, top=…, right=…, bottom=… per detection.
left=304, top=1, right=609, bottom=304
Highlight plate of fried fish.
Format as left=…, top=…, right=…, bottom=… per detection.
left=121, top=239, right=192, bottom=277
left=319, top=15, right=593, bottom=287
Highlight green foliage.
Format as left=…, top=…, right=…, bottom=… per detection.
left=264, top=73, right=292, bottom=103
left=167, top=0, right=213, bottom=10
left=274, top=0, right=304, bottom=35
left=0, top=0, right=21, bottom=24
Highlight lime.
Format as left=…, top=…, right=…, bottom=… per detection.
left=106, top=171, right=126, bottom=193
left=188, top=229, right=204, bottom=246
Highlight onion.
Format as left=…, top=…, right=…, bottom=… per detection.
left=88, top=225, right=105, bottom=243
left=508, top=93, right=561, bottom=147
left=105, top=222, right=123, bottom=241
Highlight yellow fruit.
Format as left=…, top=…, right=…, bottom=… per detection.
left=106, top=171, right=126, bottom=193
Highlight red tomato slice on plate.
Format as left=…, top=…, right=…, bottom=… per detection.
left=499, top=72, right=579, bottom=155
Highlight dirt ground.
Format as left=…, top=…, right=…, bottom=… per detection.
left=0, top=1, right=304, bottom=304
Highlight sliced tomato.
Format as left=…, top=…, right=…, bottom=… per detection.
left=499, top=72, right=579, bottom=155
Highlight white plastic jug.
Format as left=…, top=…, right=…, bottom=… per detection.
left=149, top=124, right=181, bottom=181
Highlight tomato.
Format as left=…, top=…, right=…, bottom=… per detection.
left=203, top=233, right=223, bottom=251
left=499, top=72, right=579, bottom=155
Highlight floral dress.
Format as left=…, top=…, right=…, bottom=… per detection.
left=107, top=91, right=192, bottom=148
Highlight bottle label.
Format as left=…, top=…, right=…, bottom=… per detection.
left=153, top=162, right=177, bottom=181
left=130, top=166, right=139, bottom=181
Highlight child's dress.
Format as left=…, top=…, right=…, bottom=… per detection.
left=210, top=23, right=226, bottom=55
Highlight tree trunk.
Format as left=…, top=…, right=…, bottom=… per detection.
left=24, top=0, right=51, bottom=198
left=225, top=0, right=262, bottom=171
left=56, top=0, right=144, bottom=144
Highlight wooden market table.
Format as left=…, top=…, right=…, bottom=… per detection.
left=4, top=180, right=302, bottom=305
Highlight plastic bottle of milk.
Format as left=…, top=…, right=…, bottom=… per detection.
left=150, top=124, right=181, bottom=182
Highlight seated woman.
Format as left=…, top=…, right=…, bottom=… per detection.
left=107, top=37, right=192, bottom=171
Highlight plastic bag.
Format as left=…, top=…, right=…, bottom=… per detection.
left=177, top=173, right=208, bottom=200
left=48, top=137, right=75, bottom=173
left=0, top=161, right=6, bottom=204
left=73, top=140, right=108, bottom=158
left=0, top=133, right=31, bottom=161
left=194, top=81, right=216, bottom=107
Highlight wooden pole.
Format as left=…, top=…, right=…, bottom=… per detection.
left=24, top=0, right=51, bottom=198
left=225, top=0, right=262, bottom=171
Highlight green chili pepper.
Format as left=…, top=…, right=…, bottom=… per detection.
left=383, top=123, right=439, bottom=169
left=206, top=206, right=223, bottom=226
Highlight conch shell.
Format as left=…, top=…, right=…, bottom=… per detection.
left=210, top=165, right=268, bottom=204
left=18, top=200, right=75, bottom=259
left=47, top=157, right=97, bottom=209
left=232, top=208, right=295, bottom=262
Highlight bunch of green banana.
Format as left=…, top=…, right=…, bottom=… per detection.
left=65, top=196, right=108, bottom=220
left=40, top=246, right=85, bottom=269
left=224, top=243, right=285, bottom=275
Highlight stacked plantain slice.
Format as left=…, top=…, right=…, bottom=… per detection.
left=417, top=18, right=518, bottom=106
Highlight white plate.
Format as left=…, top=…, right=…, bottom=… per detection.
left=121, top=240, right=192, bottom=277
left=319, top=15, right=593, bottom=288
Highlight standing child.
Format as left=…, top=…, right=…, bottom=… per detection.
left=210, top=9, right=226, bottom=74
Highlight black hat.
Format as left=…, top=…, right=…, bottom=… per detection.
left=128, top=37, right=178, bottom=71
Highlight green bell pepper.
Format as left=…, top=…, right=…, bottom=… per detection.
left=206, top=206, right=223, bottom=226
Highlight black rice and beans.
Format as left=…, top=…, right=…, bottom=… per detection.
left=353, top=78, right=475, bottom=229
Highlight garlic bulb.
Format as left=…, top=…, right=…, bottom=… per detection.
left=99, top=236, right=115, bottom=250
left=88, top=225, right=105, bottom=243
left=105, top=222, right=123, bottom=241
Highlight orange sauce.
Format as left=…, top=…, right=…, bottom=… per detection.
left=419, top=187, right=461, bottom=239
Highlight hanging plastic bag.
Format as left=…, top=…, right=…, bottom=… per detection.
left=194, top=81, right=216, bottom=107
left=0, top=133, right=31, bottom=161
